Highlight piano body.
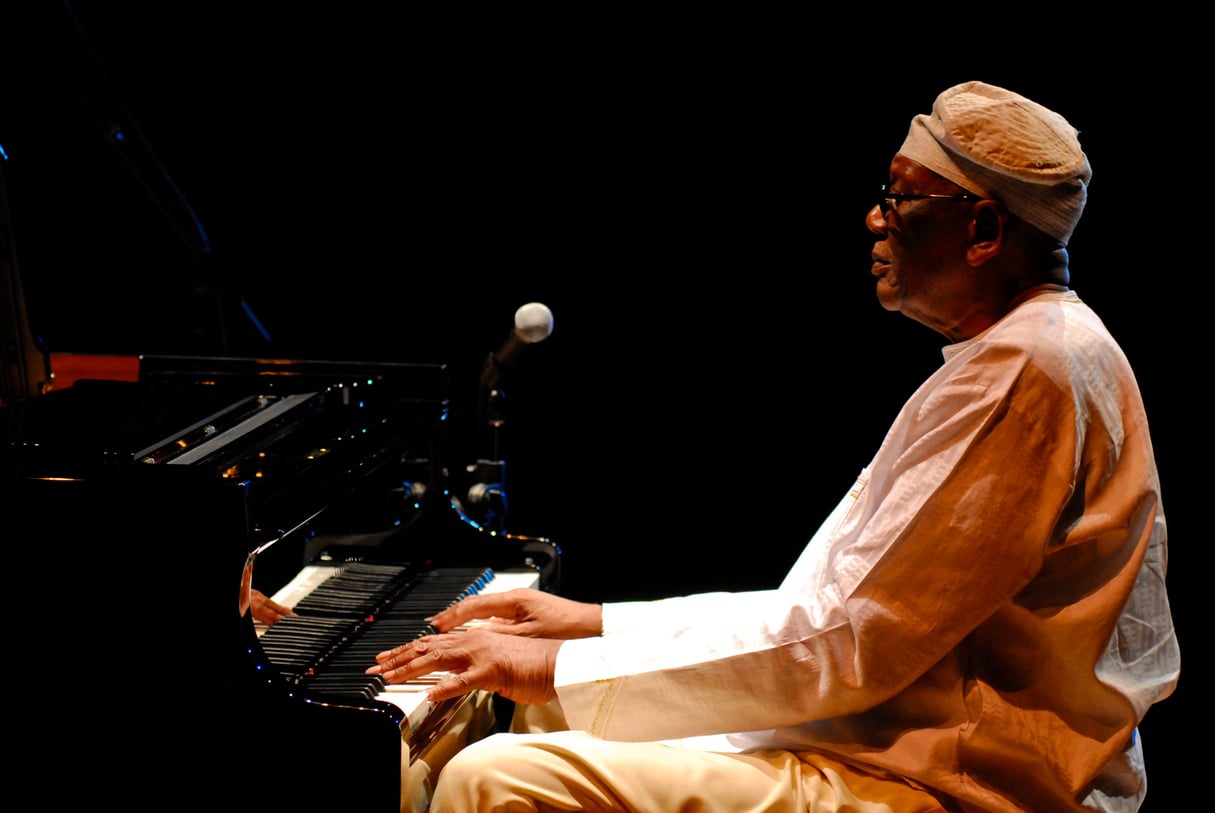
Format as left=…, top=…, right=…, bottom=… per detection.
left=0, top=353, right=560, bottom=812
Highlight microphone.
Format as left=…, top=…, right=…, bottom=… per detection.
left=479, top=302, right=554, bottom=392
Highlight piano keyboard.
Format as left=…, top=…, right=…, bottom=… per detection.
left=255, top=562, right=539, bottom=752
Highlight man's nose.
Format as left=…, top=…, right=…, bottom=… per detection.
left=865, top=203, right=888, bottom=235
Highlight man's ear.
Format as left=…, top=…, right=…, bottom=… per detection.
left=968, top=202, right=1006, bottom=265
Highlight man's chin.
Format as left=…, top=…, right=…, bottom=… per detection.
left=875, top=283, right=902, bottom=312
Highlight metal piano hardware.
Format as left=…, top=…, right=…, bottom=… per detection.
left=0, top=354, right=560, bottom=812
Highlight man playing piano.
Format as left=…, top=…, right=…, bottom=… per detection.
left=368, top=81, right=1180, bottom=812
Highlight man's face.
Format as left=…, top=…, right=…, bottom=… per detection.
left=866, top=155, right=983, bottom=339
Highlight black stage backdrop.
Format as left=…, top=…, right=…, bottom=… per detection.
left=1, top=5, right=1199, bottom=808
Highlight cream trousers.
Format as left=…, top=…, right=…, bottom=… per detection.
left=424, top=702, right=949, bottom=813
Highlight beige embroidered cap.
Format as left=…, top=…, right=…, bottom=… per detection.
left=899, top=80, right=1092, bottom=244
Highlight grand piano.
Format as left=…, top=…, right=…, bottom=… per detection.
left=0, top=353, right=560, bottom=811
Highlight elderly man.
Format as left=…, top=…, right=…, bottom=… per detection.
left=370, top=81, right=1180, bottom=813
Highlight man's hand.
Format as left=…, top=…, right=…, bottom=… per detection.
left=427, top=588, right=603, bottom=639
left=367, top=629, right=562, bottom=706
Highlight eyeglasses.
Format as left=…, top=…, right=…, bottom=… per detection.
left=877, top=184, right=981, bottom=216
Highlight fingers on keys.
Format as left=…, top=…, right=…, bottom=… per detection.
left=366, top=636, right=446, bottom=681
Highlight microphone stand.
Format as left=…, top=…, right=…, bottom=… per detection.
left=467, top=375, right=509, bottom=533
left=464, top=302, right=553, bottom=534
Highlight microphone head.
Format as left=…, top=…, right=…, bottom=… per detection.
left=514, top=302, right=554, bottom=343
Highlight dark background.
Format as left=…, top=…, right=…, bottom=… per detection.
left=1, top=5, right=1199, bottom=809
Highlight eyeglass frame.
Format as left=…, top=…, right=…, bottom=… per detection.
left=877, top=184, right=982, bottom=216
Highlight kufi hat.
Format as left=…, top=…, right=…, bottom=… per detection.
left=898, top=80, right=1091, bottom=244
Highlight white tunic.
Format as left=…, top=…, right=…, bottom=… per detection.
left=554, top=290, right=1179, bottom=812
